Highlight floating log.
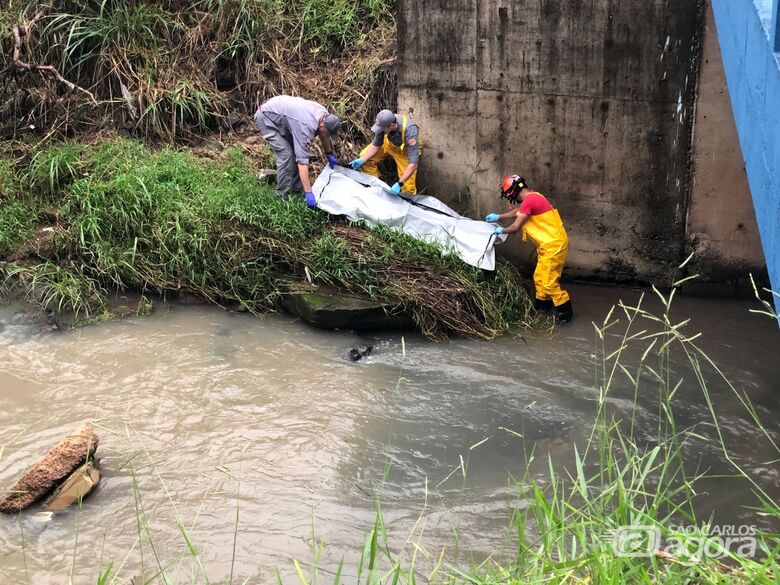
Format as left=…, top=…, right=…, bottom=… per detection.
left=0, top=425, right=99, bottom=513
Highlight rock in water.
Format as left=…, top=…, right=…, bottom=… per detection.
left=43, top=460, right=101, bottom=511
left=281, top=283, right=412, bottom=331
left=0, top=425, right=100, bottom=513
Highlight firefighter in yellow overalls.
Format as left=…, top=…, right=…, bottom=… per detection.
left=485, top=175, right=573, bottom=323
left=349, top=109, right=422, bottom=194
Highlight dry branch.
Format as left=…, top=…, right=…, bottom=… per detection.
left=11, top=22, right=97, bottom=104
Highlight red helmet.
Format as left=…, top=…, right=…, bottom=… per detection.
left=499, top=175, right=527, bottom=204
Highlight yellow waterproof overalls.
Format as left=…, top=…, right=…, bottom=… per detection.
left=518, top=201, right=570, bottom=307
left=358, top=115, right=421, bottom=194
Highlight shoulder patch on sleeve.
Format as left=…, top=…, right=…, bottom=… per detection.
left=407, top=137, right=417, bottom=146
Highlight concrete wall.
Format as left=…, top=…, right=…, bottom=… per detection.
left=687, top=2, right=766, bottom=291
left=399, top=0, right=704, bottom=284
left=710, top=0, right=780, bottom=298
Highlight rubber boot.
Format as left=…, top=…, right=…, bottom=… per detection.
left=534, top=298, right=554, bottom=314
left=555, top=300, right=573, bottom=324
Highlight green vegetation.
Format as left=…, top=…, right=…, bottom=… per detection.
left=0, top=138, right=535, bottom=338
left=0, top=159, right=36, bottom=256
left=1, top=0, right=396, bottom=143
left=0, top=201, right=35, bottom=257
left=3, top=261, right=107, bottom=320
left=478, top=285, right=779, bottom=583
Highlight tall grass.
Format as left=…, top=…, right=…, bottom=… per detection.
left=1, top=0, right=396, bottom=142
left=0, top=202, right=35, bottom=258
left=3, top=261, right=108, bottom=321
left=26, top=141, right=84, bottom=199
left=0, top=159, right=35, bottom=256
left=488, top=281, right=779, bottom=583
left=60, top=141, right=284, bottom=309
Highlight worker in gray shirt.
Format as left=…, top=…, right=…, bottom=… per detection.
left=349, top=109, right=422, bottom=194
left=254, top=95, right=341, bottom=206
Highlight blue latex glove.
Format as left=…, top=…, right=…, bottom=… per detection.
left=327, top=154, right=338, bottom=168
left=349, top=157, right=365, bottom=170
left=304, top=191, right=316, bottom=207
left=485, top=213, right=500, bottom=222
left=493, top=226, right=504, bottom=235
left=389, top=182, right=402, bottom=195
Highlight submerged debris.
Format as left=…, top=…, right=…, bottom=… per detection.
left=347, top=345, right=374, bottom=362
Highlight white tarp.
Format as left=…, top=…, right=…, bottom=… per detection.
left=312, top=166, right=506, bottom=270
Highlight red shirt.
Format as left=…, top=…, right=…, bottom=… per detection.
left=518, top=192, right=553, bottom=216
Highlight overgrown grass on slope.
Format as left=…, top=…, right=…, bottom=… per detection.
left=0, top=139, right=535, bottom=339
left=0, top=159, right=35, bottom=257
left=1, top=0, right=397, bottom=144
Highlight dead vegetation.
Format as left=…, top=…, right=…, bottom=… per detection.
left=0, top=0, right=397, bottom=153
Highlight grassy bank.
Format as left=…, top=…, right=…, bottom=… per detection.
left=0, top=138, right=535, bottom=339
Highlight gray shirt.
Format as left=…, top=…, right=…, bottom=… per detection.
left=254, top=95, right=328, bottom=165
left=371, top=114, right=421, bottom=164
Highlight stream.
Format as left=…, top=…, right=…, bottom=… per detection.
left=0, top=283, right=778, bottom=583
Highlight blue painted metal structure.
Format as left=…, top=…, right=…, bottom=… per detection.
left=712, top=0, right=780, bottom=301
left=771, top=0, right=780, bottom=52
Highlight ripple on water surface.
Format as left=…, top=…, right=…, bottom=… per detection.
left=0, top=285, right=778, bottom=583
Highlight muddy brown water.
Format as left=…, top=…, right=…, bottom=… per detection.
left=0, top=284, right=778, bottom=583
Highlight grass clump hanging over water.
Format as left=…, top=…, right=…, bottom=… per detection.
left=0, top=139, right=535, bottom=339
